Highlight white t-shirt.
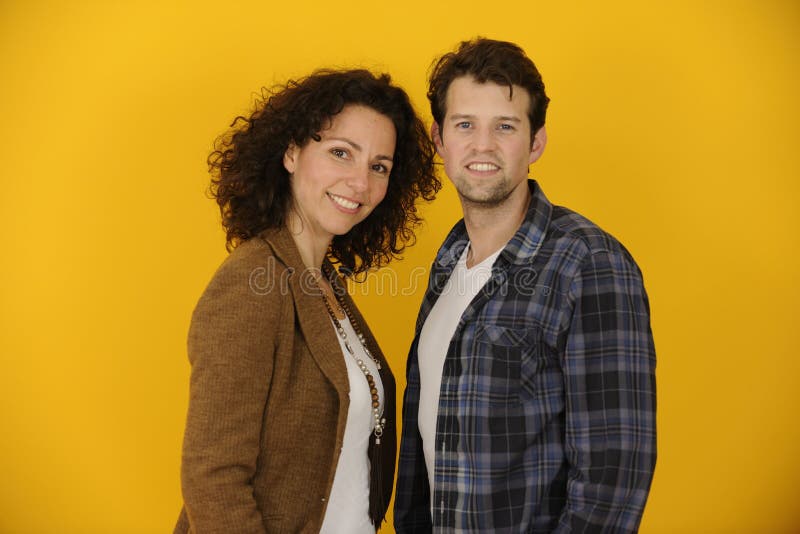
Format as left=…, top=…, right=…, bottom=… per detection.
left=417, top=243, right=502, bottom=502
left=320, top=316, right=384, bottom=534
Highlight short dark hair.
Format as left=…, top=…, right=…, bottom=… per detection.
left=208, top=69, right=440, bottom=276
left=428, top=38, right=550, bottom=136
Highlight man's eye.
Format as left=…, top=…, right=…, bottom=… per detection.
left=499, top=123, right=514, bottom=130
left=456, top=121, right=471, bottom=129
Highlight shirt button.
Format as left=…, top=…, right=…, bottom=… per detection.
left=321, top=498, right=326, bottom=502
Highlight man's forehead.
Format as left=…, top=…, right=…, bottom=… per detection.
left=445, top=76, right=530, bottom=115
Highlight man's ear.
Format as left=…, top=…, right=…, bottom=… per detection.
left=528, top=126, right=547, bottom=165
left=431, top=122, right=444, bottom=155
left=283, top=143, right=299, bottom=173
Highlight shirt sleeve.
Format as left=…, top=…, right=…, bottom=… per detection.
left=555, top=249, right=657, bottom=533
left=179, top=250, right=281, bottom=534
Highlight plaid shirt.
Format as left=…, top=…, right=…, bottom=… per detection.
left=395, top=180, right=656, bottom=533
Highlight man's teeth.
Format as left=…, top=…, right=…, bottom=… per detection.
left=329, top=193, right=359, bottom=210
left=468, top=163, right=499, bottom=171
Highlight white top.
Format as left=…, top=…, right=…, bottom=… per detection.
left=417, top=243, right=502, bottom=503
left=320, top=315, right=384, bottom=534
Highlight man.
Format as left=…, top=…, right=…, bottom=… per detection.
left=395, top=38, right=656, bottom=533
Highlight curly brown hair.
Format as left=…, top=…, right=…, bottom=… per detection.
left=208, top=69, right=440, bottom=276
left=428, top=38, right=550, bottom=139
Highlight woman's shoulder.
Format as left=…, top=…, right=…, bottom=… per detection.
left=225, top=235, right=275, bottom=266
left=197, top=236, right=285, bottom=305
left=188, top=236, right=288, bottom=366
left=211, top=236, right=281, bottom=280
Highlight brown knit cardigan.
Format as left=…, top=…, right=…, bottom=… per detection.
left=174, top=227, right=396, bottom=533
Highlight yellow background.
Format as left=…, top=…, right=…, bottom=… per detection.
left=1, top=1, right=798, bottom=532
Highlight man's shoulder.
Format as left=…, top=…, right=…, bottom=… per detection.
left=548, top=205, right=633, bottom=260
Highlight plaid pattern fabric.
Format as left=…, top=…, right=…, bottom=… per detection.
left=395, top=180, right=656, bottom=533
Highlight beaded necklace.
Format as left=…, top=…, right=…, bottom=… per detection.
left=320, top=270, right=385, bottom=446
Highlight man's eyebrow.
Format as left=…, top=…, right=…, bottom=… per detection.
left=447, top=114, right=522, bottom=122
left=327, top=136, right=393, bottom=162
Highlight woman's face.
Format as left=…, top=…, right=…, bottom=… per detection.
left=284, top=105, right=396, bottom=241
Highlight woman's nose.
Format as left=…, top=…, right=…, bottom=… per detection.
left=346, top=165, right=370, bottom=193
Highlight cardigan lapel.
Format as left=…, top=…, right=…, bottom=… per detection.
left=258, top=228, right=349, bottom=399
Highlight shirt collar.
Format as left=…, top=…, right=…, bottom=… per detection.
left=435, top=179, right=553, bottom=270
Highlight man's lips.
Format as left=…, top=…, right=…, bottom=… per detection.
left=466, top=162, right=500, bottom=172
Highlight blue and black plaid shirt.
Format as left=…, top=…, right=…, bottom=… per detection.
left=395, top=180, right=656, bottom=533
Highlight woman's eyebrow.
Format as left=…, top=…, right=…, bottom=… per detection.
left=328, top=136, right=393, bottom=162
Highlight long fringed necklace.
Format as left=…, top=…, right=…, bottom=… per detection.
left=320, top=268, right=385, bottom=445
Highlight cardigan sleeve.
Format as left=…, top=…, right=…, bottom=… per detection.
left=180, top=244, right=281, bottom=534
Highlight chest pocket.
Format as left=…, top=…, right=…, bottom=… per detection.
left=471, top=323, right=542, bottom=404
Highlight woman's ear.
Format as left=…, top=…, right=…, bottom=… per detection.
left=283, top=143, right=299, bottom=173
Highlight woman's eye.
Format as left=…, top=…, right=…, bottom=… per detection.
left=371, top=163, right=389, bottom=174
left=331, top=148, right=348, bottom=158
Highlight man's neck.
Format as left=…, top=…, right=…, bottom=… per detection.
left=461, top=182, right=531, bottom=268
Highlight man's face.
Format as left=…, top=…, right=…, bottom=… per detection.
left=433, top=76, right=546, bottom=207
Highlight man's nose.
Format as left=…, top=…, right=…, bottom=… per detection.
left=472, top=127, right=496, bottom=151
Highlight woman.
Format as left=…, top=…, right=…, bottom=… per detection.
left=174, top=69, right=439, bottom=533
